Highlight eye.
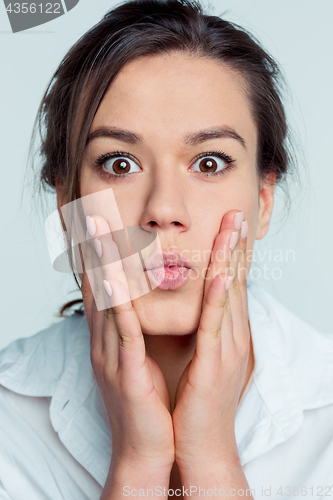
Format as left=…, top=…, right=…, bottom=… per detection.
left=190, top=151, right=235, bottom=176
left=94, top=152, right=141, bottom=178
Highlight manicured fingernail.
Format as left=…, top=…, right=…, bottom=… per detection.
left=229, top=231, right=238, bottom=251
left=234, top=211, right=243, bottom=230
left=86, top=215, right=96, bottom=237
left=241, top=220, right=248, bottom=239
left=103, top=280, right=112, bottom=297
left=226, top=275, right=234, bottom=291
left=94, top=238, right=102, bottom=258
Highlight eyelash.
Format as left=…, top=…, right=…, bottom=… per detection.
left=93, top=150, right=236, bottom=180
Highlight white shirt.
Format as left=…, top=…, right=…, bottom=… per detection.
left=0, top=280, right=332, bottom=499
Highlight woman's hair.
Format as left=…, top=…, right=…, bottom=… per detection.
left=29, top=0, right=297, bottom=317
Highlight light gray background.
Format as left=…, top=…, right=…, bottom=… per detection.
left=0, top=0, right=332, bottom=350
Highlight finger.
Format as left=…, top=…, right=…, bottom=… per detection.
left=86, top=215, right=119, bottom=364
left=82, top=238, right=100, bottom=348
left=83, top=231, right=106, bottom=371
left=98, top=237, right=129, bottom=364
left=91, top=289, right=107, bottom=363
left=86, top=215, right=147, bottom=377
left=195, top=271, right=233, bottom=368
left=239, top=220, right=249, bottom=322
left=218, top=227, right=242, bottom=365
left=228, top=219, right=251, bottom=350
left=85, top=215, right=112, bottom=311
left=81, top=228, right=96, bottom=298
left=203, top=210, right=243, bottom=304
left=104, top=278, right=147, bottom=379
left=87, top=214, right=129, bottom=296
left=86, top=215, right=128, bottom=368
left=225, top=228, right=244, bottom=338
left=201, top=227, right=238, bottom=313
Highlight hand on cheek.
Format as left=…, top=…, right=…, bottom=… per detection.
left=84, top=215, right=175, bottom=477
left=172, top=209, right=250, bottom=474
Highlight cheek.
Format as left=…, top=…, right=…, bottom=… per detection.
left=80, top=167, right=90, bottom=197
left=188, top=200, right=220, bottom=262
left=80, top=166, right=106, bottom=198
left=204, top=179, right=258, bottom=254
left=112, top=193, right=141, bottom=225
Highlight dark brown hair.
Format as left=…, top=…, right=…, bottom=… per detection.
left=30, top=0, right=296, bottom=317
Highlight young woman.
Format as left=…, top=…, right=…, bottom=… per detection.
left=0, top=0, right=332, bottom=499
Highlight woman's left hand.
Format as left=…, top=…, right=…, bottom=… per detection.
left=172, top=209, right=250, bottom=473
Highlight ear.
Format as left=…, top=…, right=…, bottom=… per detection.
left=255, top=172, right=276, bottom=240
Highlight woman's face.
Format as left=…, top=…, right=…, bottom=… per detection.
left=79, top=52, right=274, bottom=335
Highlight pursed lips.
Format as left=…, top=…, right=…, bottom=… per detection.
left=144, top=251, right=192, bottom=271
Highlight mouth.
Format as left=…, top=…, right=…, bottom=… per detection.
left=144, top=251, right=192, bottom=290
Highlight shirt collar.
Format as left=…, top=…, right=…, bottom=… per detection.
left=236, top=280, right=303, bottom=465
left=49, top=316, right=111, bottom=485
left=236, top=280, right=333, bottom=465
left=0, top=281, right=332, bottom=484
left=0, top=313, right=110, bottom=484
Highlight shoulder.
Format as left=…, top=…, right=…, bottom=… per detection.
left=0, top=313, right=87, bottom=396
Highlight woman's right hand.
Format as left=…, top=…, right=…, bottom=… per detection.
left=81, top=215, right=175, bottom=477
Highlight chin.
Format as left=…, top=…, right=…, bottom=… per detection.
left=132, top=288, right=203, bottom=336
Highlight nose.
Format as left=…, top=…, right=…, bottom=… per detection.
left=138, top=165, right=191, bottom=232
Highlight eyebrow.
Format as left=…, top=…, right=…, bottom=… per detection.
left=86, top=126, right=246, bottom=149
left=86, top=127, right=143, bottom=146
left=184, top=127, right=246, bottom=149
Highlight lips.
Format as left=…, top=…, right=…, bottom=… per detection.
left=144, top=251, right=191, bottom=271
left=144, top=251, right=192, bottom=290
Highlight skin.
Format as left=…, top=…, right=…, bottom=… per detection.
left=56, top=51, right=275, bottom=496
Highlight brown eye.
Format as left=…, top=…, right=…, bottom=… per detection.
left=198, top=158, right=218, bottom=173
left=103, top=156, right=140, bottom=176
left=113, top=159, right=130, bottom=174
left=191, top=155, right=229, bottom=175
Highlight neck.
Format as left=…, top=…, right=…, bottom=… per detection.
left=143, top=322, right=254, bottom=412
left=143, top=332, right=197, bottom=410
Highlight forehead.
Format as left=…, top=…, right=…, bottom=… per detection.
left=92, top=52, right=257, bottom=152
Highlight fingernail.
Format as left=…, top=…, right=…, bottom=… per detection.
left=226, top=275, right=234, bottom=291
left=229, top=231, right=238, bottom=251
left=241, top=220, right=248, bottom=239
left=94, top=238, right=102, bottom=258
left=103, top=280, right=112, bottom=297
left=86, top=215, right=96, bottom=237
left=234, top=211, right=243, bottom=230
